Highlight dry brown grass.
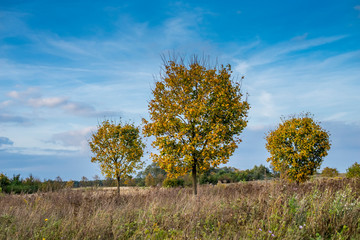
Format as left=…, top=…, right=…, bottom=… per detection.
left=1, top=178, right=360, bottom=239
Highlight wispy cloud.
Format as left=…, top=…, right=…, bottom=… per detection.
left=4, top=146, right=78, bottom=156
left=51, top=127, right=94, bottom=147
left=7, top=87, right=40, bottom=99
left=256, top=91, right=278, bottom=118
left=0, top=114, right=29, bottom=123
left=231, top=35, right=360, bottom=129
left=0, top=137, right=14, bottom=147
left=50, top=127, right=96, bottom=154
left=28, top=97, right=67, bottom=108
left=0, top=100, right=12, bottom=108
left=5, top=88, right=120, bottom=118
left=0, top=2, right=359, bottom=179
left=235, top=35, right=347, bottom=73
left=291, top=33, right=308, bottom=41
left=0, top=11, right=30, bottom=37
left=355, top=5, right=360, bottom=17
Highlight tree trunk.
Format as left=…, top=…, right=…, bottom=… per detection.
left=116, top=175, right=120, bottom=196
left=192, top=162, right=197, bottom=195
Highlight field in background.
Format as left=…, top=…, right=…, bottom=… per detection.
left=1, top=178, right=360, bottom=239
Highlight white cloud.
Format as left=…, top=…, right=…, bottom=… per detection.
left=258, top=91, right=276, bottom=117
left=61, top=102, right=96, bottom=116
left=246, top=90, right=281, bottom=130
left=51, top=127, right=94, bottom=146
left=235, top=35, right=347, bottom=73
left=231, top=35, right=360, bottom=128
left=50, top=127, right=95, bottom=154
left=28, top=97, right=67, bottom=108
left=7, top=87, right=40, bottom=100
left=4, top=87, right=118, bottom=118
left=235, top=61, right=250, bottom=74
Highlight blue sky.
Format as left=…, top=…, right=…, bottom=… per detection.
left=0, top=0, right=359, bottom=180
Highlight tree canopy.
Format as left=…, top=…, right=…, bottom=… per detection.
left=143, top=56, right=249, bottom=194
left=89, top=120, right=145, bottom=194
left=265, top=114, right=331, bottom=183
left=321, top=167, right=339, bottom=178
left=346, top=162, right=360, bottom=178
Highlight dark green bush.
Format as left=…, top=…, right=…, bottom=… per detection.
left=199, top=172, right=217, bottom=185
left=3, top=185, right=39, bottom=194
left=0, top=174, right=10, bottom=188
left=162, top=178, right=184, bottom=188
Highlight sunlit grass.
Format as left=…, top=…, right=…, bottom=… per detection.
left=1, top=178, right=359, bottom=239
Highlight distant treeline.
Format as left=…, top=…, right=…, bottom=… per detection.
left=137, top=163, right=274, bottom=187
left=1, top=163, right=353, bottom=194
left=0, top=164, right=274, bottom=193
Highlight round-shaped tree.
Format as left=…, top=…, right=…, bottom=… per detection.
left=321, top=167, right=339, bottom=178
left=346, top=162, right=360, bottom=178
left=89, top=120, right=145, bottom=195
left=265, top=114, right=330, bottom=183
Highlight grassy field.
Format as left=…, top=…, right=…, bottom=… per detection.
left=1, top=178, right=360, bottom=240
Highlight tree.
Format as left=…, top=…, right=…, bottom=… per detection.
left=93, top=175, right=101, bottom=187
left=346, top=162, right=360, bottom=178
left=143, top=56, right=249, bottom=195
left=0, top=173, right=10, bottom=190
left=65, top=180, right=74, bottom=188
left=89, top=120, right=145, bottom=195
left=80, top=176, right=89, bottom=187
left=321, top=167, right=339, bottom=177
left=145, top=173, right=156, bottom=187
left=265, top=114, right=331, bottom=184
left=137, top=162, right=167, bottom=179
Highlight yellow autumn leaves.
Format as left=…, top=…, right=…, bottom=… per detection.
left=89, top=56, right=331, bottom=193
left=265, top=114, right=331, bottom=183
left=88, top=120, right=145, bottom=193
left=142, top=59, right=249, bottom=182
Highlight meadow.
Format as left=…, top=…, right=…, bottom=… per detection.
left=1, top=178, right=360, bottom=240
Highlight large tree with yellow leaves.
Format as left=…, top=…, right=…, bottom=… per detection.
left=89, top=120, right=145, bottom=195
left=265, top=114, right=331, bottom=184
left=143, top=56, right=249, bottom=195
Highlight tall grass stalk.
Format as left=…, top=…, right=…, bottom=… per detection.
left=1, top=178, right=359, bottom=239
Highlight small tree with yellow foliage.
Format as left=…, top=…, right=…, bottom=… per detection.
left=65, top=180, right=74, bottom=189
left=89, top=120, right=145, bottom=195
left=321, top=167, right=339, bottom=178
left=265, top=114, right=330, bottom=184
left=143, top=56, right=249, bottom=195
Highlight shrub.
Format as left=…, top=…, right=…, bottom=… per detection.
left=162, top=178, right=184, bottom=188
left=0, top=173, right=10, bottom=188
left=3, top=185, right=38, bottom=194
left=346, top=162, right=360, bottom=178
left=199, top=173, right=218, bottom=185
left=321, top=167, right=339, bottom=177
